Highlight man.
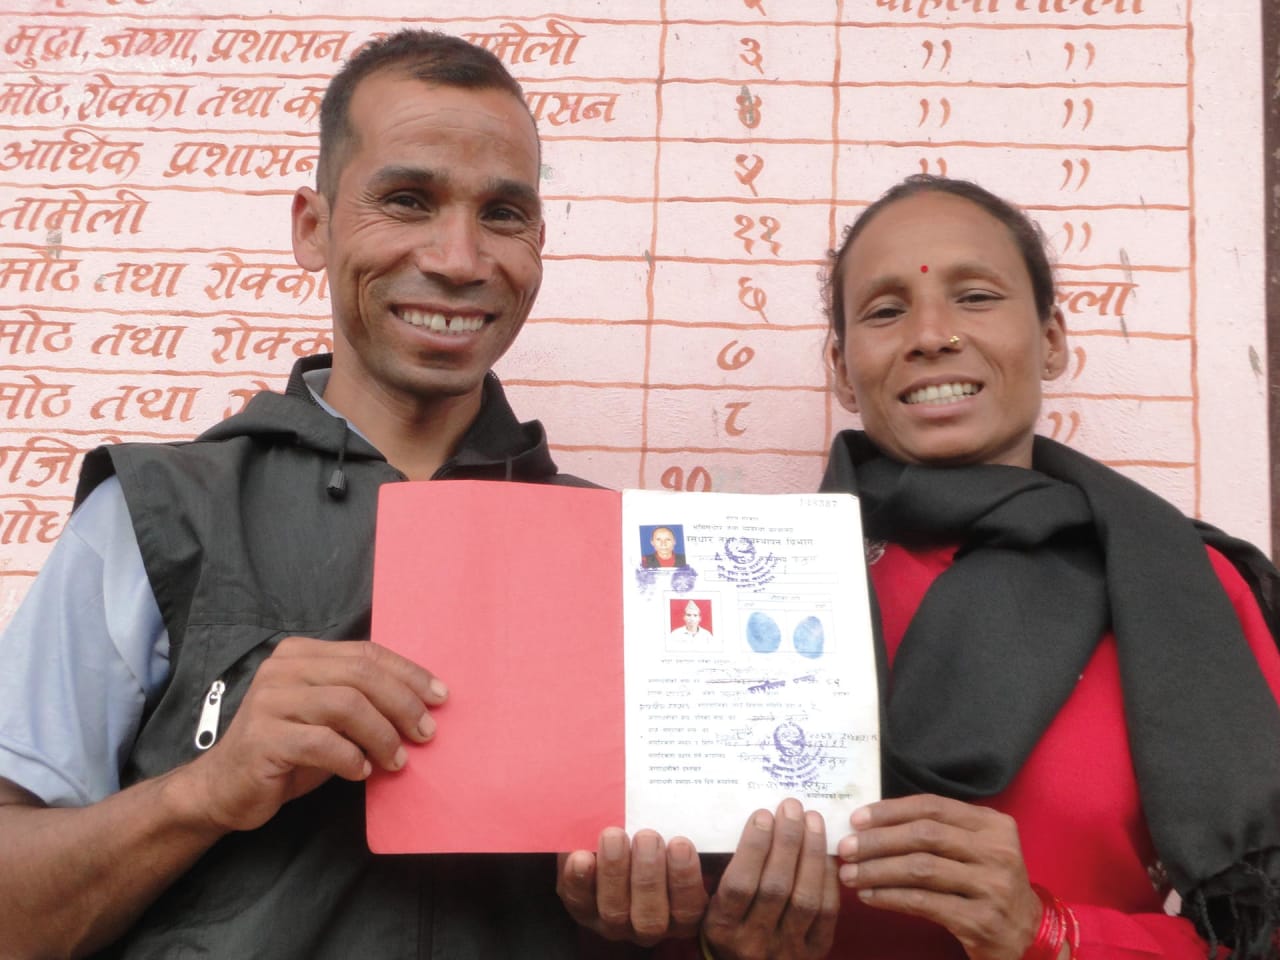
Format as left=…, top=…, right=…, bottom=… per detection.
left=668, top=600, right=715, bottom=648
left=0, top=30, right=658, bottom=959
left=642, top=526, right=686, bottom=568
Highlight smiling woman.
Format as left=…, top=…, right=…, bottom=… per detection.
left=788, top=176, right=1280, bottom=960
left=825, top=178, right=1066, bottom=470
left=619, top=176, right=1280, bottom=960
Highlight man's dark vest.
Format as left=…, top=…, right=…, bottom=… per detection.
left=80, top=359, right=590, bottom=959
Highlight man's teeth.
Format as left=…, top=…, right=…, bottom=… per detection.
left=401, top=309, right=485, bottom=334
left=904, top=382, right=980, bottom=405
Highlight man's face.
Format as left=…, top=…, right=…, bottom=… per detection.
left=293, top=71, right=543, bottom=412
left=650, top=528, right=675, bottom=560
left=683, top=603, right=701, bottom=631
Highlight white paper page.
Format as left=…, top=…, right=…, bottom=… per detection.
left=621, top=489, right=880, bottom=854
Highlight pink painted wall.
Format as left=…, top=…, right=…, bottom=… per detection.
left=0, top=0, right=1269, bottom=625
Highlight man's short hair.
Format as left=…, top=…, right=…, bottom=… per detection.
left=317, top=29, right=535, bottom=199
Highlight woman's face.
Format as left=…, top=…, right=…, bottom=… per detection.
left=827, top=191, right=1067, bottom=469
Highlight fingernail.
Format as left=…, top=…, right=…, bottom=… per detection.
left=753, top=810, right=773, bottom=831
left=838, top=863, right=857, bottom=885
left=838, top=835, right=858, bottom=860
left=782, top=798, right=802, bottom=821
left=418, top=714, right=436, bottom=740
left=572, top=851, right=590, bottom=879
left=850, top=806, right=871, bottom=828
left=858, top=888, right=874, bottom=901
left=669, top=840, right=693, bottom=867
left=635, top=832, right=659, bottom=859
left=360, top=759, right=373, bottom=779
left=805, top=810, right=823, bottom=833
left=391, top=746, right=407, bottom=770
left=429, top=677, right=448, bottom=700
left=602, top=829, right=626, bottom=858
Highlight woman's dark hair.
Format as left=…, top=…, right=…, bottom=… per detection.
left=317, top=30, right=534, bottom=200
left=823, top=175, right=1057, bottom=347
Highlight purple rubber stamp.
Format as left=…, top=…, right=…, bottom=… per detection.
left=761, top=719, right=822, bottom=788
left=670, top=565, right=698, bottom=592
left=717, top=536, right=780, bottom=591
left=634, top=565, right=697, bottom=595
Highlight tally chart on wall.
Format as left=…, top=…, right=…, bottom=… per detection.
left=0, top=0, right=1268, bottom=625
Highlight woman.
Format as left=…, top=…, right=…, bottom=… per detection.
left=562, top=176, right=1280, bottom=959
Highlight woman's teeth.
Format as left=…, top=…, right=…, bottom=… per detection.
left=904, top=382, right=980, bottom=405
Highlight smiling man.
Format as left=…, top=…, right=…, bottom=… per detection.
left=295, top=54, right=549, bottom=479
left=0, top=31, right=605, bottom=959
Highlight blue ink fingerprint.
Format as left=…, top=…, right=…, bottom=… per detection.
left=670, top=567, right=697, bottom=592
left=746, top=612, right=781, bottom=653
left=793, top=616, right=825, bottom=659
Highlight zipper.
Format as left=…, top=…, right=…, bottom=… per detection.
left=194, top=679, right=226, bottom=751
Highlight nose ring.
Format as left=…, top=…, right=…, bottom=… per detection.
left=948, top=335, right=961, bottom=347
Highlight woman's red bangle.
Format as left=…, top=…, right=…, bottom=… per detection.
left=1021, top=884, right=1079, bottom=960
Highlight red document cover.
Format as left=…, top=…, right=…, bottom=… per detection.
left=365, top=480, right=625, bottom=853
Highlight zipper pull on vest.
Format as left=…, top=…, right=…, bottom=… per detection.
left=195, top=679, right=225, bottom=750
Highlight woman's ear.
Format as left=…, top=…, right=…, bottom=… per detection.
left=827, top=335, right=860, bottom=415
left=1041, top=307, right=1069, bottom=382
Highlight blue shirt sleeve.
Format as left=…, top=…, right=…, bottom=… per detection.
left=0, top=476, right=169, bottom=806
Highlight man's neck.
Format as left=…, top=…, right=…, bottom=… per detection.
left=322, top=371, right=483, bottom=481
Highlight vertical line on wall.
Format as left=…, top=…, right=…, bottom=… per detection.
left=1185, top=0, right=1201, bottom=518
left=638, top=2, right=669, bottom=488
left=1265, top=0, right=1280, bottom=561
left=826, top=1, right=845, bottom=452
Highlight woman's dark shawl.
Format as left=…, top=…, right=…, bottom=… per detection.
left=820, top=430, right=1280, bottom=958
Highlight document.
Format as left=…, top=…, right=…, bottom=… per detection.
left=622, top=489, right=878, bottom=852
left=366, top=482, right=878, bottom=855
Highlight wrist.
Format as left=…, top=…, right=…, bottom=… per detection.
left=156, top=762, right=233, bottom=842
left=1019, top=884, right=1079, bottom=960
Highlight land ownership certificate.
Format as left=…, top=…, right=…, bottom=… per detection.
left=367, top=482, right=878, bottom=854
left=620, top=489, right=878, bottom=853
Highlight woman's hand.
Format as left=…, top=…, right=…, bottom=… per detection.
left=701, top=798, right=840, bottom=960
left=836, top=795, right=1044, bottom=960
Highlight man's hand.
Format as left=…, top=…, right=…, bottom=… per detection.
left=0, top=638, right=445, bottom=958
left=175, top=637, right=447, bottom=833
left=558, top=800, right=840, bottom=957
left=558, top=828, right=707, bottom=946
left=836, top=795, right=1043, bottom=960
left=701, top=799, right=840, bottom=960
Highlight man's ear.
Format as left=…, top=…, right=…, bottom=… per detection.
left=826, top=336, right=859, bottom=415
left=291, top=187, right=329, bottom=271
left=1042, top=306, right=1069, bottom=382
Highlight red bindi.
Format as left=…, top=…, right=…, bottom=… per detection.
left=920, top=265, right=929, bottom=273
